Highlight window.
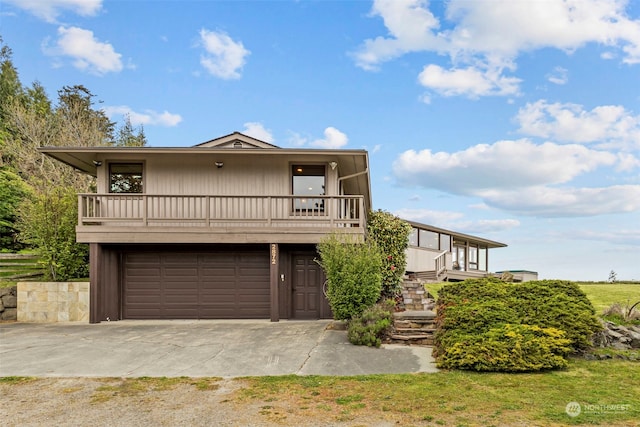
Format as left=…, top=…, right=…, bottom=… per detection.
left=440, top=233, right=451, bottom=252
left=468, top=245, right=478, bottom=270
left=408, top=228, right=418, bottom=246
left=479, top=247, right=487, bottom=271
left=419, top=229, right=439, bottom=249
left=109, top=163, right=143, bottom=193
left=292, top=165, right=325, bottom=212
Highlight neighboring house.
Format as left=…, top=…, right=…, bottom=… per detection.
left=405, top=220, right=507, bottom=282
left=41, top=132, right=370, bottom=323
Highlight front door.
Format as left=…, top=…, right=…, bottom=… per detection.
left=291, top=252, right=324, bottom=319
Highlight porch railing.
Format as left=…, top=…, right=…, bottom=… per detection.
left=434, top=251, right=447, bottom=278
left=78, top=194, right=365, bottom=229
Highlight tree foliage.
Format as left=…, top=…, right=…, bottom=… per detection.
left=0, top=168, right=33, bottom=251
left=316, top=234, right=383, bottom=320
left=17, top=185, right=89, bottom=280
left=366, top=210, right=412, bottom=298
left=0, top=38, right=145, bottom=274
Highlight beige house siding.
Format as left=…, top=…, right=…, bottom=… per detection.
left=96, top=154, right=341, bottom=197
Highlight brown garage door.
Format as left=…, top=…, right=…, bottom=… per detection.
left=122, top=248, right=270, bottom=319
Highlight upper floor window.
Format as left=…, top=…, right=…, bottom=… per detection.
left=109, top=163, right=143, bottom=193
left=292, top=165, right=325, bottom=211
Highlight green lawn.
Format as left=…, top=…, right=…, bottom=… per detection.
left=576, top=283, right=640, bottom=314
left=238, top=358, right=639, bottom=426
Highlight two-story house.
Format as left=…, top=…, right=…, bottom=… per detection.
left=42, top=131, right=507, bottom=324
left=41, top=132, right=370, bottom=323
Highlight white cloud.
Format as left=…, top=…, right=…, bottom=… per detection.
left=4, top=0, right=102, bottom=23
left=479, top=185, right=640, bottom=217
left=310, top=127, right=349, bottom=149
left=394, top=208, right=519, bottom=233
left=547, top=66, right=569, bottom=85
left=393, top=139, right=617, bottom=193
left=352, top=0, right=442, bottom=71
left=391, top=139, right=640, bottom=217
left=516, top=100, right=640, bottom=150
left=286, top=131, right=308, bottom=147
left=355, top=0, right=640, bottom=98
left=44, top=26, right=122, bottom=75
left=372, top=144, right=382, bottom=153
left=103, top=106, right=182, bottom=127
left=242, top=122, right=274, bottom=143
left=568, top=229, right=640, bottom=246
left=198, top=29, right=250, bottom=79
left=418, top=64, right=521, bottom=98
left=454, top=219, right=521, bottom=234
left=393, top=208, right=464, bottom=225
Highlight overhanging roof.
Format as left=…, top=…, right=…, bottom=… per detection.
left=406, top=220, right=507, bottom=248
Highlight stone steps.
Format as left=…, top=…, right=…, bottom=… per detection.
left=385, top=310, right=437, bottom=346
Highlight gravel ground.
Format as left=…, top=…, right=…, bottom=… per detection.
left=0, top=378, right=397, bottom=427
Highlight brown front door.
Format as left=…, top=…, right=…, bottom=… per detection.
left=291, top=252, right=331, bottom=319
left=292, top=253, right=320, bottom=319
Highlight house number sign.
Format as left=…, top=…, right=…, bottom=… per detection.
left=271, top=244, right=277, bottom=265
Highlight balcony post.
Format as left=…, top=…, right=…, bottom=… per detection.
left=206, top=195, right=211, bottom=227
left=78, top=195, right=83, bottom=226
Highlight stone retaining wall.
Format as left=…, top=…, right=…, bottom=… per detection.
left=0, top=286, right=17, bottom=320
left=17, top=282, right=90, bottom=322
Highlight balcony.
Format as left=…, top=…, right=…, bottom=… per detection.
left=77, top=194, right=365, bottom=244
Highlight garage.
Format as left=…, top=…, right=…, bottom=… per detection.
left=122, top=246, right=270, bottom=319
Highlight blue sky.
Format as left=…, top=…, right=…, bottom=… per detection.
left=2, top=0, right=640, bottom=281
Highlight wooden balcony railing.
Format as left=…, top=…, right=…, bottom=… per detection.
left=78, top=194, right=365, bottom=230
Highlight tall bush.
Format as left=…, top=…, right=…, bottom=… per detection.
left=367, top=210, right=412, bottom=298
left=316, top=234, right=383, bottom=320
left=17, top=184, right=88, bottom=280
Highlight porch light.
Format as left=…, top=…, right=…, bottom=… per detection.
left=215, top=161, right=224, bottom=168
left=329, top=161, right=338, bottom=170
left=93, top=160, right=102, bottom=167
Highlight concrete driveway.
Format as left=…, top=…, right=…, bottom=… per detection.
left=0, top=320, right=437, bottom=378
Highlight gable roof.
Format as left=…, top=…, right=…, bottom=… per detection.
left=195, top=132, right=280, bottom=149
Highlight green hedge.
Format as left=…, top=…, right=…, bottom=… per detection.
left=434, top=278, right=601, bottom=372
left=316, top=234, right=383, bottom=320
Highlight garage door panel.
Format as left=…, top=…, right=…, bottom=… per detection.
left=123, top=248, right=270, bottom=319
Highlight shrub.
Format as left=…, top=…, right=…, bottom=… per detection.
left=347, top=300, right=395, bottom=347
left=434, top=278, right=601, bottom=372
left=437, top=324, right=572, bottom=372
left=317, top=234, right=383, bottom=320
left=367, top=210, right=412, bottom=298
